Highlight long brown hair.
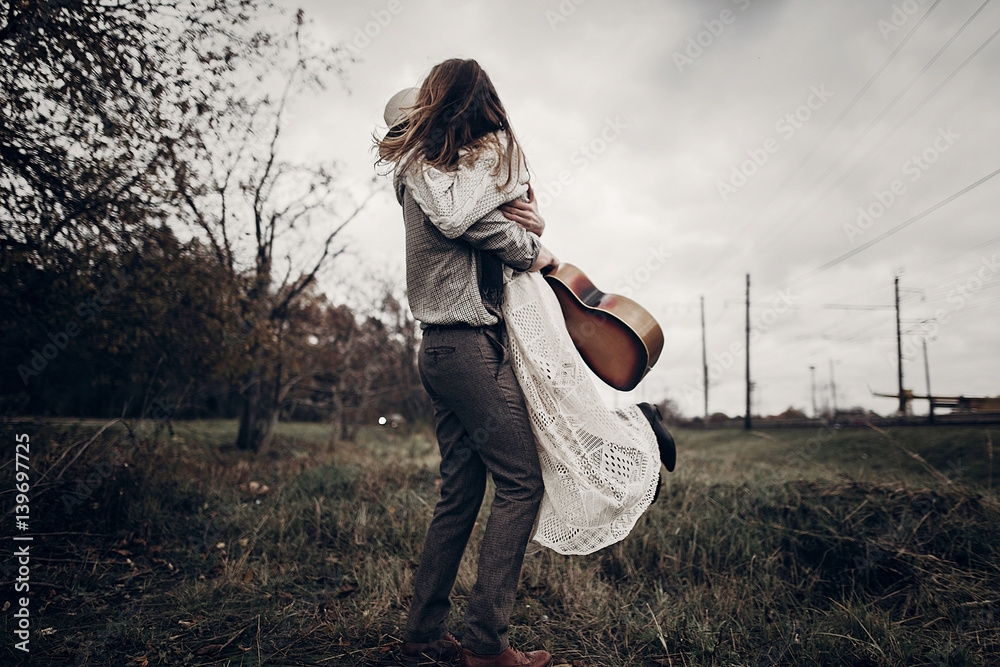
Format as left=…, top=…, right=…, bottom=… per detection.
left=376, top=59, right=526, bottom=189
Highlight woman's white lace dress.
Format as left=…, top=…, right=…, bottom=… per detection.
left=503, top=270, right=660, bottom=555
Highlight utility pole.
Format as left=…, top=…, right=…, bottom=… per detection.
left=809, top=365, right=817, bottom=418
left=895, top=276, right=906, bottom=416
left=745, top=273, right=751, bottom=431
left=829, top=359, right=838, bottom=417
left=700, top=295, right=708, bottom=419
left=923, top=338, right=934, bottom=424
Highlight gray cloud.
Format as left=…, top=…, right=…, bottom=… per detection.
left=291, top=0, right=999, bottom=417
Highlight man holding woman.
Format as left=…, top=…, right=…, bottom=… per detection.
left=376, top=58, right=674, bottom=667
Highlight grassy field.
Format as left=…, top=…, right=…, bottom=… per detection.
left=2, top=418, right=998, bottom=666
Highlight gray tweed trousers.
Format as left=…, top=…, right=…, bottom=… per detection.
left=403, top=322, right=544, bottom=655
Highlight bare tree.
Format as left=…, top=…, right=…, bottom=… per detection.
left=0, top=0, right=285, bottom=413
left=171, top=11, right=380, bottom=453
left=0, top=0, right=270, bottom=259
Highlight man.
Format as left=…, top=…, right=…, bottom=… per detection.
left=377, top=71, right=556, bottom=667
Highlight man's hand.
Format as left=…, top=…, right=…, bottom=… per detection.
left=529, top=244, right=559, bottom=273
left=500, top=184, right=545, bottom=236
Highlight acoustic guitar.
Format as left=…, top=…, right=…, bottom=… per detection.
left=542, top=263, right=664, bottom=392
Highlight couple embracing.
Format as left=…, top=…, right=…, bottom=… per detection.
left=375, top=58, right=676, bottom=667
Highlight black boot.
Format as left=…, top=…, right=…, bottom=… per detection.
left=638, top=402, right=676, bottom=473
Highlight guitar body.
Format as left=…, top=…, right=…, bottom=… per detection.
left=543, top=263, right=663, bottom=392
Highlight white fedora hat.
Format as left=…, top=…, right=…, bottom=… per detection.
left=383, top=87, right=420, bottom=130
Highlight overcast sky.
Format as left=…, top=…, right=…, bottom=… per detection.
left=278, top=0, right=1000, bottom=419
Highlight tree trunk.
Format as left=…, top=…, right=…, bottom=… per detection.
left=235, top=380, right=262, bottom=451
left=258, top=405, right=279, bottom=456
left=235, top=369, right=277, bottom=452
left=339, top=406, right=352, bottom=441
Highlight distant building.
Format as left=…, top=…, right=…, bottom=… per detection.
left=933, top=396, right=1000, bottom=414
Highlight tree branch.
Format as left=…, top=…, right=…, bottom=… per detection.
left=271, top=187, right=379, bottom=318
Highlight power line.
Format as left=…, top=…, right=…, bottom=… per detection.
left=768, top=0, right=945, bottom=201
left=825, top=313, right=888, bottom=342
left=691, top=0, right=944, bottom=289
left=918, top=231, right=1000, bottom=274
left=774, top=320, right=889, bottom=366
left=820, top=0, right=991, bottom=181
left=664, top=301, right=730, bottom=366
left=809, top=231, right=1000, bottom=313
left=835, top=316, right=894, bottom=344
left=751, top=1, right=992, bottom=252
left=778, top=165, right=1000, bottom=289
left=895, top=244, right=1000, bottom=301
left=823, top=304, right=894, bottom=310
left=942, top=294, right=1000, bottom=318
left=751, top=20, right=1000, bottom=259
left=924, top=262, right=1000, bottom=300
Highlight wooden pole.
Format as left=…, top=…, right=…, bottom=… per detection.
left=745, top=273, right=751, bottom=431
left=895, top=276, right=906, bottom=415
left=701, top=295, right=708, bottom=419
left=923, top=338, right=934, bottom=424
left=810, top=365, right=817, bottom=418
left=829, top=358, right=838, bottom=417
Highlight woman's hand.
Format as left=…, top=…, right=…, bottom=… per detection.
left=529, top=244, right=559, bottom=273
left=500, top=184, right=545, bottom=236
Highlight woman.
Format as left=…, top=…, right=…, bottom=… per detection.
left=376, top=58, right=674, bottom=667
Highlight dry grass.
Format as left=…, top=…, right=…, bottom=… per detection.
left=1, top=418, right=998, bottom=666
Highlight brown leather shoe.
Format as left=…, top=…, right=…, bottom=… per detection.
left=401, top=632, right=462, bottom=665
left=460, top=646, right=552, bottom=667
